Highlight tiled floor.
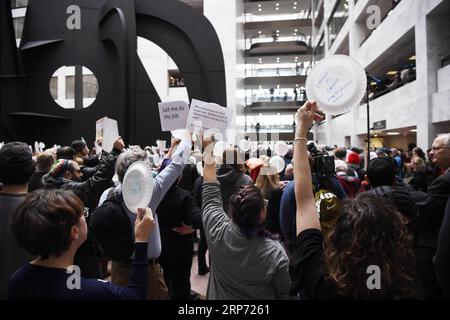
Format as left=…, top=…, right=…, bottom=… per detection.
left=190, top=244, right=209, bottom=299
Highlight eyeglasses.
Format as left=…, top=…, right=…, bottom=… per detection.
left=83, top=207, right=89, bottom=218
left=431, top=146, right=450, bottom=152
left=264, top=199, right=269, bottom=208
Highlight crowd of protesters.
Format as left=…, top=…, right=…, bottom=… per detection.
left=1, top=101, right=450, bottom=300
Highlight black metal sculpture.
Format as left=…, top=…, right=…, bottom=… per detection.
left=0, top=0, right=227, bottom=147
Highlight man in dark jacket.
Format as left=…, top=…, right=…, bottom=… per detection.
left=435, top=197, right=450, bottom=298
left=157, top=181, right=202, bottom=300
left=42, top=137, right=124, bottom=278
left=0, top=142, right=34, bottom=299
left=413, top=134, right=450, bottom=299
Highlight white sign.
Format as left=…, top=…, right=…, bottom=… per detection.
left=122, top=161, right=154, bottom=214
left=186, top=99, right=231, bottom=135
left=158, top=101, right=190, bottom=131
left=305, top=55, right=367, bottom=115
left=96, top=117, right=119, bottom=153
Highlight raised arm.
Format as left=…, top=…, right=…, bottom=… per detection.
left=294, top=101, right=321, bottom=235
left=201, top=137, right=230, bottom=242
left=149, top=139, right=184, bottom=210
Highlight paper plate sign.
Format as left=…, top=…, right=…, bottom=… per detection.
left=269, top=156, right=286, bottom=174
left=122, top=161, right=154, bottom=214
left=274, top=141, right=290, bottom=157
left=306, top=55, right=367, bottom=115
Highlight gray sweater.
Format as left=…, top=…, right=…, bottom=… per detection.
left=202, top=183, right=293, bottom=300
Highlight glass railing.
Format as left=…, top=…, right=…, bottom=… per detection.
left=245, top=65, right=312, bottom=77
left=365, top=68, right=416, bottom=102
left=247, top=35, right=312, bottom=50
left=244, top=11, right=311, bottom=23
left=246, top=91, right=307, bottom=105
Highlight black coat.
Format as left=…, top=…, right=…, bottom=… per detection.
left=435, top=197, right=450, bottom=297
left=157, top=186, right=202, bottom=263
left=414, top=170, right=450, bottom=246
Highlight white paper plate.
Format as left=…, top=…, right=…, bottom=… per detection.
left=171, top=129, right=191, bottom=141
left=305, top=55, right=367, bottom=115
left=269, top=156, right=286, bottom=174
left=274, top=141, right=290, bottom=157
left=239, top=139, right=251, bottom=152
left=122, top=161, right=154, bottom=214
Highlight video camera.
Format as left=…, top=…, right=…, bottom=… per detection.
left=307, top=142, right=336, bottom=180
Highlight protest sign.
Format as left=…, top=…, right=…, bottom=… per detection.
left=158, top=101, right=189, bottom=131
left=186, top=99, right=231, bottom=135
left=96, top=117, right=119, bottom=153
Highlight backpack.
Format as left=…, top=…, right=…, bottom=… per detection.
left=90, top=188, right=134, bottom=261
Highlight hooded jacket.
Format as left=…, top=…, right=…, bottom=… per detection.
left=216, top=164, right=253, bottom=213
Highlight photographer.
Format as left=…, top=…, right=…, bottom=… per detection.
left=280, top=142, right=346, bottom=250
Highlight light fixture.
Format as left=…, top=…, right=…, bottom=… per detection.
left=410, top=129, right=418, bottom=132
left=294, top=1, right=297, bottom=4
left=386, top=71, right=398, bottom=76
left=293, top=6, right=297, bottom=9
left=295, top=84, right=299, bottom=87
left=258, top=8, right=262, bottom=11
left=276, top=3, right=279, bottom=6
left=258, top=4, right=262, bottom=7
left=409, top=55, right=416, bottom=61
left=387, top=132, right=400, bottom=136
left=276, top=7, right=279, bottom=10
left=259, top=85, right=262, bottom=89
left=258, top=30, right=262, bottom=34
left=277, top=85, right=280, bottom=89
left=374, top=135, right=378, bottom=138
left=294, top=29, right=298, bottom=32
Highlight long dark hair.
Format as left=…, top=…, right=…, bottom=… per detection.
left=323, top=193, right=417, bottom=299
left=229, top=185, right=277, bottom=240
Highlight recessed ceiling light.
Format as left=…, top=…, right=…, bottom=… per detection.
left=258, top=4, right=262, bottom=7
left=410, top=129, right=417, bottom=132
left=259, top=85, right=262, bottom=89
left=277, top=85, right=280, bottom=89
left=276, top=30, right=279, bottom=33
left=294, top=29, right=298, bottom=32
left=294, top=1, right=298, bottom=4
left=258, top=8, right=262, bottom=11
left=258, top=30, right=262, bottom=34
left=387, top=132, right=400, bottom=136
left=276, top=7, right=279, bottom=10
left=276, top=3, right=279, bottom=6
left=295, top=84, right=299, bottom=87
left=293, top=6, right=297, bottom=9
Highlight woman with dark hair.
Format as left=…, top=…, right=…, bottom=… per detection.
left=201, top=143, right=292, bottom=300
left=290, top=101, right=418, bottom=300
left=8, top=189, right=155, bottom=300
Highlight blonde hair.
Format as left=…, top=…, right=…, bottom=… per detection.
left=255, top=164, right=280, bottom=197
left=411, top=156, right=426, bottom=172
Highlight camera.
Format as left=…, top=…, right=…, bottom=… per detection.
left=307, top=142, right=336, bottom=180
